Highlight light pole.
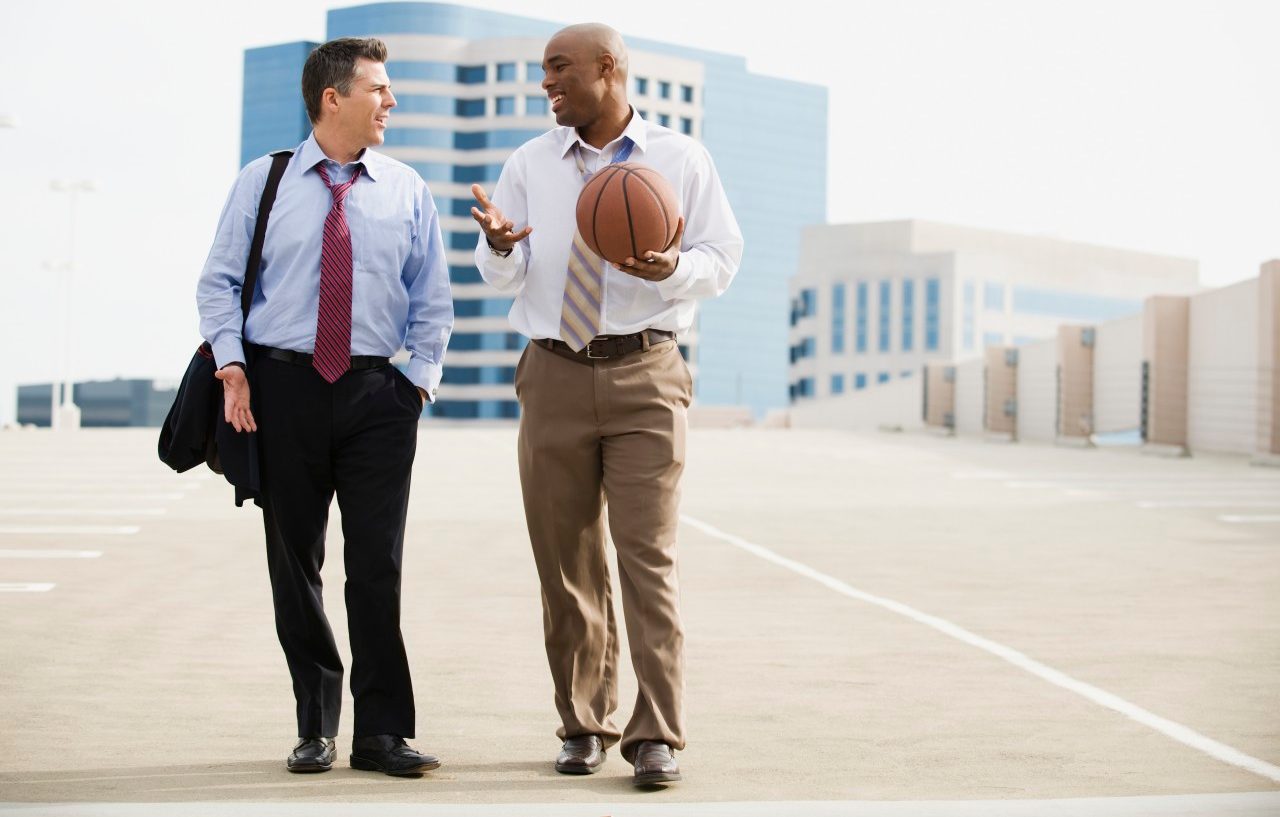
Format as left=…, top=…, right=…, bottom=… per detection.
left=50, top=179, right=95, bottom=431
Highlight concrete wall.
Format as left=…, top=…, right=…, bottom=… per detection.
left=984, top=347, right=1017, bottom=436
left=1187, top=278, right=1258, bottom=454
left=1093, top=313, right=1142, bottom=435
left=954, top=357, right=985, bottom=435
left=1143, top=296, right=1190, bottom=448
left=1058, top=325, right=1095, bottom=440
left=1259, top=262, right=1280, bottom=458
left=790, top=375, right=924, bottom=431
left=1016, top=338, right=1058, bottom=442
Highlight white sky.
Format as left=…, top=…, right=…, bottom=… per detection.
left=1, top=0, right=1277, bottom=424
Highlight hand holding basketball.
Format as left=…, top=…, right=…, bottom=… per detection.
left=471, top=184, right=532, bottom=251
left=614, top=217, right=684, bottom=281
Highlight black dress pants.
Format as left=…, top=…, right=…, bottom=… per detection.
left=253, top=355, right=422, bottom=739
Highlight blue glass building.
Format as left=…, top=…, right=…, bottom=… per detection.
left=241, top=2, right=827, bottom=419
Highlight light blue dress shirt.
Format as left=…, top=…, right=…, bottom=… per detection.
left=197, top=133, right=453, bottom=399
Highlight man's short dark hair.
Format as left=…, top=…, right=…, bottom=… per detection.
left=302, top=37, right=389, bottom=124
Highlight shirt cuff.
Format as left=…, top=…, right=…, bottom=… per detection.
left=212, top=336, right=246, bottom=370
left=406, top=357, right=443, bottom=404
left=654, top=253, right=693, bottom=301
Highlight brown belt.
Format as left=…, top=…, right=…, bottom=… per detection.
left=533, top=329, right=676, bottom=363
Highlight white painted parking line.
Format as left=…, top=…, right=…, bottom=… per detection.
left=1138, top=501, right=1280, bottom=509
left=1219, top=515, right=1280, bottom=524
left=0, top=509, right=166, bottom=517
left=0, top=525, right=139, bottom=535
left=955, top=470, right=1280, bottom=483
left=0, top=549, right=102, bottom=559
left=1007, top=480, right=1278, bottom=490
left=0, top=483, right=201, bottom=492
left=680, top=513, right=1280, bottom=785
left=0, top=583, right=55, bottom=592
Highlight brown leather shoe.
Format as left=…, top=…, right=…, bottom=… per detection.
left=632, top=740, right=681, bottom=786
left=554, top=735, right=605, bottom=774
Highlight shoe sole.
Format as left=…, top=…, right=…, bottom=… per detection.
left=554, top=761, right=604, bottom=775
left=634, top=771, right=682, bottom=786
left=350, top=755, right=441, bottom=776
left=286, top=762, right=333, bottom=773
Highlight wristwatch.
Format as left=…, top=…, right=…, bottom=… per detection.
left=486, top=237, right=514, bottom=258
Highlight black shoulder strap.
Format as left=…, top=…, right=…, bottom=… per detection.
left=240, top=150, right=294, bottom=323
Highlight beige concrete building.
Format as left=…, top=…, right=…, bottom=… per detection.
left=788, top=220, right=1200, bottom=404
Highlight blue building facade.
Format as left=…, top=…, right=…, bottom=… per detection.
left=241, top=2, right=827, bottom=418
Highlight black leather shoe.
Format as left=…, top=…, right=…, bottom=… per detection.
left=632, top=740, right=681, bottom=786
left=286, top=737, right=335, bottom=773
left=554, top=735, right=605, bottom=775
left=350, top=734, right=441, bottom=776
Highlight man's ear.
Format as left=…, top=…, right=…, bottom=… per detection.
left=599, top=53, right=615, bottom=78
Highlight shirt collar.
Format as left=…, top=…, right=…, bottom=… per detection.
left=558, top=106, right=648, bottom=160
left=296, top=132, right=381, bottom=182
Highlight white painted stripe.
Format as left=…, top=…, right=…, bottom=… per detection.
left=0, top=525, right=139, bottom=535
left=0, top=583, right=55, bottom=592
left=0, top=493, right=185, bottom=501
left=0, top=483, right=200, bottom=492
left=680, top=513, right=1280, bottom=785
left=0, top=509, right=165, bottom=517
left=1138, top=500, right=1280, bottom=509
left=1007, top=480, right=1278, bottom=490
left=1219, top=515, right=1280, bottom=524
left=0, top=549, right=101, bottom=559
left=956, top=470, right=1280, bottom=483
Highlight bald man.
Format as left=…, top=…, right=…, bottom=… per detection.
left=471, top=24, right=742, bottom=786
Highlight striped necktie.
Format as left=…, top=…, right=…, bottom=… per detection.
left=560, top=137, right=634, bottom=352
left=313, top=162, right=362, bottom=383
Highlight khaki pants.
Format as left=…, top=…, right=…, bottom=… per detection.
left=515, top=338, right=692, bottom=762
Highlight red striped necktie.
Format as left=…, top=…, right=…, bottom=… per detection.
left=313, top=162, right=362, bottom=383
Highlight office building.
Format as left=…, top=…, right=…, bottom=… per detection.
left=788, top=220, right=1200, bottom=403
left=16, top=379, right=177, bottom=428
left=241, top=2, right=827, bottom=418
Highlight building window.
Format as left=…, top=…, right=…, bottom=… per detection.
left=901, top=279, right=915, bottom=352
left=900, top=370, right=914, bottom=378
left=799, top=288, right=817, bottom=318
left=496, top=62, right=517, bottom=82
left=831, top=374, right=845, bottom=395
left=455, top=98, right=485, bottom=117
left=457, top=65, right=486, bottom=84
left=1011, top=286, right=1143, bottom=321
left=526, top=62, right=544, bottom=82
left=963, top=281, right=975, bottom=351
left=679, top=117, right=693, bottom=135
left=657, top=113, right=671, bottom=127
left=495, top=96, right=515, bottom=116
left=681, top=84, right=694, bottom=103
left=855, top=282, right=868, bottom=353
left=877, top=371, right=890, bottom=384
left=636, top=76, right=649, bottom=95
left=831, top=283, right=846, bottom=354
left=984, top=281, right=1005, bottom=311
left=526, top=95, right=549, bottom=116
left=925, top=278, right=940, bottom=352
left=878, top=280, right=891, bottom=352
left=855, top=373, right=867, bottom=390
left=798, top=377, right=815, bottom=398
left=983, top=331, right=1003, bottom=348
left=658, top=80, right=671, bottom=99
left=637, top=109, right=649, bottom=119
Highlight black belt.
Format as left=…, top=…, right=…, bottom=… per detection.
left=253, top=345, right=390, bottom=371
left=533, top=329, right=676, bottom=362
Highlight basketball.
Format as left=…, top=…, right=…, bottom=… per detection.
left=575, top=163, right=680, bottom=266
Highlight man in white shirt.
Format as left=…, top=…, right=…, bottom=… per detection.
left=472, top=23, right=742, bottom=787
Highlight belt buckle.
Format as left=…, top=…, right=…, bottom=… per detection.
left=585, top=340, right=609, bottom=359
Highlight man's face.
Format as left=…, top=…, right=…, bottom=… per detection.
left=541, top=36, right=604, bottom=128
left=333, top=58, right=396, bottom=148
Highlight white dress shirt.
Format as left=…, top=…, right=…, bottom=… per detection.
left=474, top=110, right=743, bottom=339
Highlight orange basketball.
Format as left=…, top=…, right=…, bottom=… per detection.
left=575, top=163, right=680, bottom=266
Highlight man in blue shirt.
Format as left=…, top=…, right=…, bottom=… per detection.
left=196, top=37, right=452, bottom=776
